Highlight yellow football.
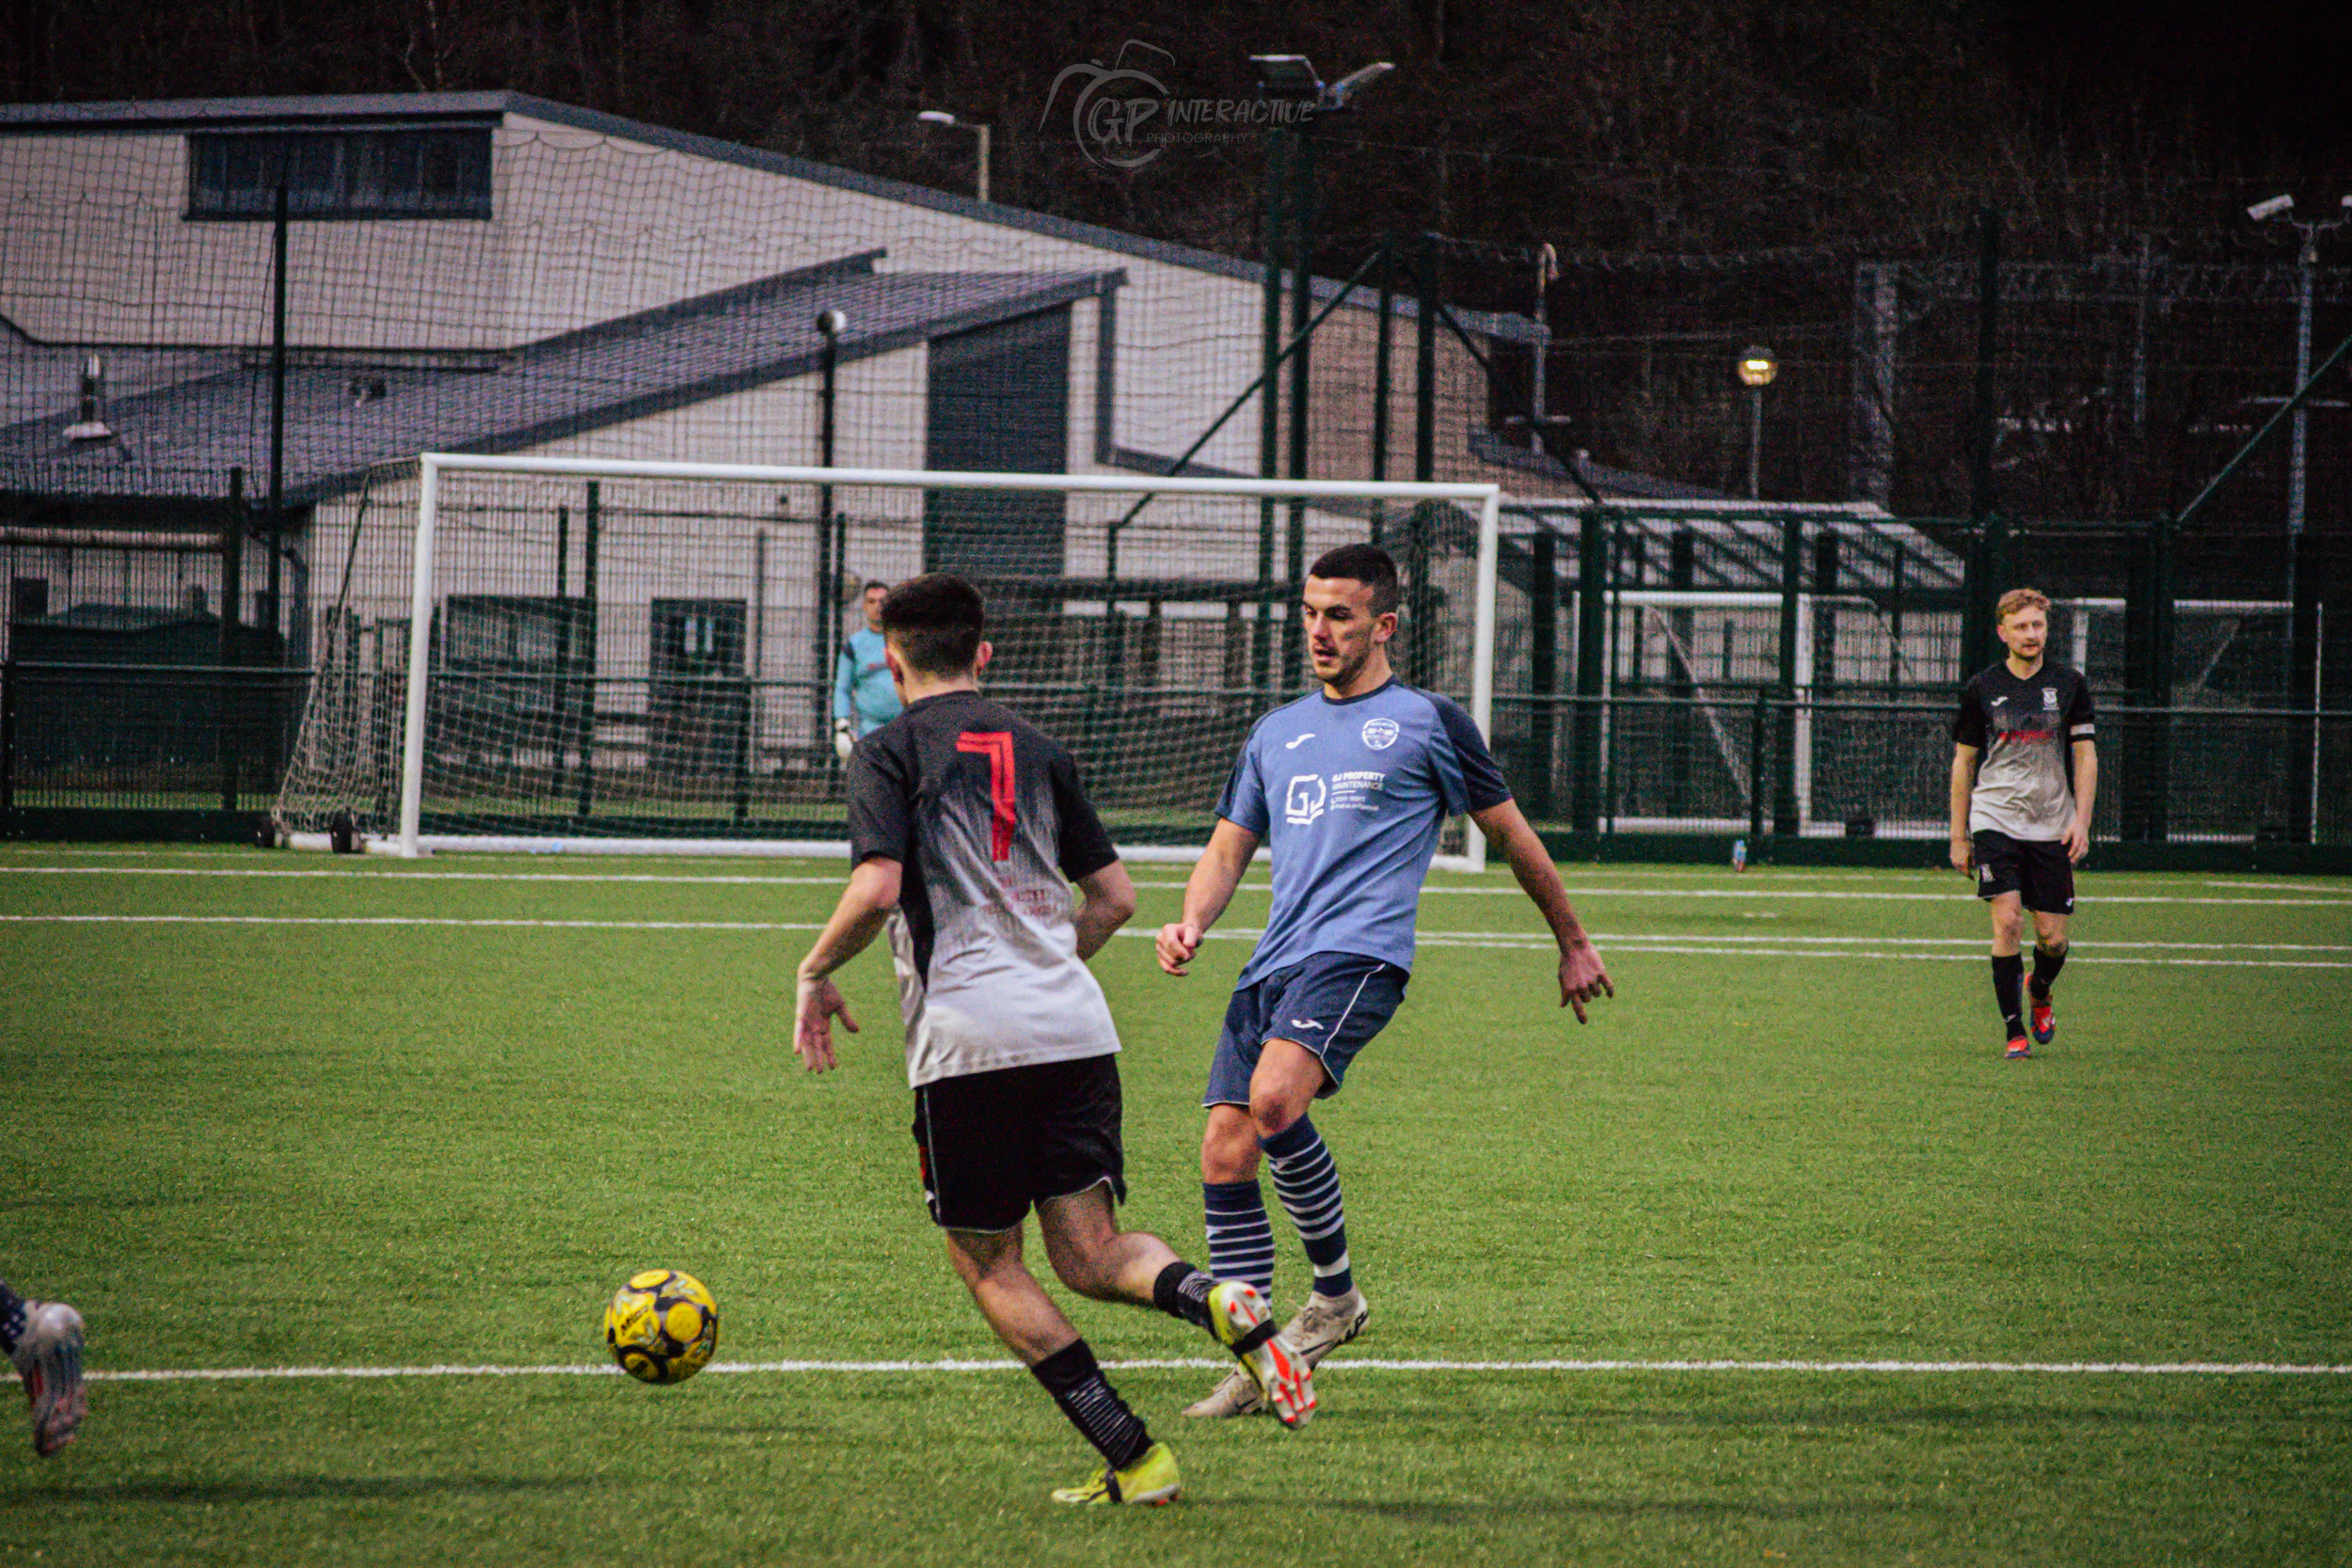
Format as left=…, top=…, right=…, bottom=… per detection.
left=602, top=1269, right=720, bottom=1385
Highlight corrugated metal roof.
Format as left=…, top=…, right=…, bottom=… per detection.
left=0, top=91, right=1546, bottom=343
left=0, top=252, right=1123, bottom=506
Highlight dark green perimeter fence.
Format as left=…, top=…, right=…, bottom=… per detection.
left=4, top=657, right=2349, bottom=869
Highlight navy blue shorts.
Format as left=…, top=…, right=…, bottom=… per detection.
left=1203, top=951, right=1408, bottom=1107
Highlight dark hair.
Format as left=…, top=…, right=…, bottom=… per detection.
left=1307, top=543, right=1400, bottom=616
left=861, top=578, right=890, bottom=596
left=878, top=573, right=985, bottom=675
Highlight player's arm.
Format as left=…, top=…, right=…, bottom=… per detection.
left=1072, top=861, right=1137, bottom=962
left=831, top=645, right=858, bottom=758
left=792, top=856, right=900, bottom=1072
left=1156, top=817, right=1260, bottom=976
left=1470, top=797, right=1613, bottom=1023
left=1948, top=679, right=1988, bottom=874
left=1948, top=744, right=1979, bottom=874
left=2064, top=739, right=2097, bottom=863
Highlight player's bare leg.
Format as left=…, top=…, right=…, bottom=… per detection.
left=1190, top=1042, right=1363, bottom=1418
left=943, top=1225, right=1184, bottom=1502
left=1986, top=891, right=2034, bottom=1057
left=2027, top=910, right=2071, bottom=1046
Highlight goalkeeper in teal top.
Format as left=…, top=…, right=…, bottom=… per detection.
left=1155, top=543, right=1613, bottom=1418
left=833, top=580, right=903, bottom=760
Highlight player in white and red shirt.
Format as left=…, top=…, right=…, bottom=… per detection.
left=791, top=574, right=1313, bottom=1507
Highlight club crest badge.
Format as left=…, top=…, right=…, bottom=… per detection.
left=1361, top=717, right=1400, bottom=751
left=2043, top=687, right=2058, bottom=709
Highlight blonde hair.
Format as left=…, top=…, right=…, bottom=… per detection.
left=1996, top=587, right=2050, bottom=625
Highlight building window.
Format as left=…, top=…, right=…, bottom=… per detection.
left=10, top=578, right=50, bottom=622
left=187, top=129, right=493, bottom=221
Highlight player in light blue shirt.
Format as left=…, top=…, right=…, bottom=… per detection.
left=833, top=580, right=902, bottom=760
left=1155, top=543, right=1613, bottom=1418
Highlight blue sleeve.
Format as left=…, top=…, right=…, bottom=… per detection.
left=1428, top=696, right=1513, bottom=814
left=1215, top=727, right=1271, bottom=834
left=833, top=639, right=857, bottom=721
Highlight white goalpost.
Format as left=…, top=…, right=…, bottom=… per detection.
left=278, top=453, right=1503, bottom=872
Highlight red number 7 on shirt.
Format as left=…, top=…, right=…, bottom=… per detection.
left=956, top=731, right=1016, bottom=861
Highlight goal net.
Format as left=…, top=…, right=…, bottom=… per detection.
left=277, top=454, right=1502, bottom=869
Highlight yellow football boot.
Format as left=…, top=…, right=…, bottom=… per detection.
left=1050, top=1440, right=1183, bottom=1506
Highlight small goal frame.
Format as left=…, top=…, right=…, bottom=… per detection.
left=387, top=452, right=1503, bottom=871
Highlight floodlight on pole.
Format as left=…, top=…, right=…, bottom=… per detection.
left=2247, top=192, right=2352, bottom=563
left=1737, top=346, right=1776, bottom=499
left=916, top=110, right=990, bottom=203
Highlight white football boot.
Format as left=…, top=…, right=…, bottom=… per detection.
left=16, top=1300, right=86, bottom=1456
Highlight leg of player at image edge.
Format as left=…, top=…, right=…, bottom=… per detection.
left=1189, top=1117, right=1372, bottom=1419
left=1, top=1278, right=86, bottom=1456
left=1047, top=1264, right=1315, bottom=1507
left=2029, top=941, right=2066, bottom=1047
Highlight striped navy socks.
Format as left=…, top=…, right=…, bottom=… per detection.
left=1203, top=1179, right=1276, bottom=1300
left=1262, top=1117, right=1354, bottom=1300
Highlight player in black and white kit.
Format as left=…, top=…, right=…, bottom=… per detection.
left=1949, top=587, right=2098, bottom=1059
left=791, top=574, right=1313, bottom=1508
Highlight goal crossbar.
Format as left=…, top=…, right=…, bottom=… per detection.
left=396, top=453, right=1503, bottom=870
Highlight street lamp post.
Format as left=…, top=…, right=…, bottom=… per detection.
left=917, top=111, right=990, bottom=203
left=1245, top=54, right=1395, bottom=691
left=1737, top=345, right=1778, bottom=500
left=2248, top=193, right=2352, bottom=597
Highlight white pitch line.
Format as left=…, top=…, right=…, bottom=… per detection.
left=0, top=867, right=850, bottom=885
left=0, top=915, right=825, bottom=930
left=86, top=1356, right=2352, bottom=1383
left=4, top=868, right=2347, bottom=906
left=5, top=915, right=2347, bottom=968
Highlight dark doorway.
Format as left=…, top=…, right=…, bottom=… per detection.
left=649, top=598, right=748, bottom=781
left=923, top=308, right=1071, bottom=579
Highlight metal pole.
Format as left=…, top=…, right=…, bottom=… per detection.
left=816, top=322, right=839, bottom=759
left=1465, top=488, right=1499, bottom=871
left=1255, top=126, right=1287, bottom=700
left=552, top=503, right=569, bottom=803
left=2288, top=230, right=2314, bottom=610
left=1747, top=384, right=1763, bottom=500
left=575, top=482, right=599, bottom=822
left=1528, top=528, right=1557, bottom=819
left=975, top=123, right=990, bottom=205
left=1968, top=207, right=2003, bottom=526
left=267, top=182, right=288, bottom=648
left=1283, top=126, right=1314, bottom=695
left=1414, top=232, right=1438, bottom=485
left=2313, top=600, right=2326, bottom=845
left=1371, top=237, right=1394, bottom=544
left=398, top=459, right=441, bottom=856
left=2176, top=327, right=2352, bottom=529
left=220, top=467, right=244, bottom=813
left=0, top=654, right=12, bottom=817
left=1572, top=507, right=1606, bottom=831
left=1773, top=515, right=1802, bottom=835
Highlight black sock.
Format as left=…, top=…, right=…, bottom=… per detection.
left=1030, top=1339, right=1153, bottom=1471
left=1991, top=953, right=2026, bottom=1039
left=0, top=1279, right=20, bottom=1357
left=2030, top=944, right=2066, bottom=1000
left=1151, top=1260, right=1215, bottom=1329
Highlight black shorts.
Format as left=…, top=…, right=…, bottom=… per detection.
left=1973, top=830, right=2076, bottom=914
left=911, top=1054, right=1127, bottom=1233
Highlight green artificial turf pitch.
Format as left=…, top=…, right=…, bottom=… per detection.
left=1, top=847, right=2347, bottom=1565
